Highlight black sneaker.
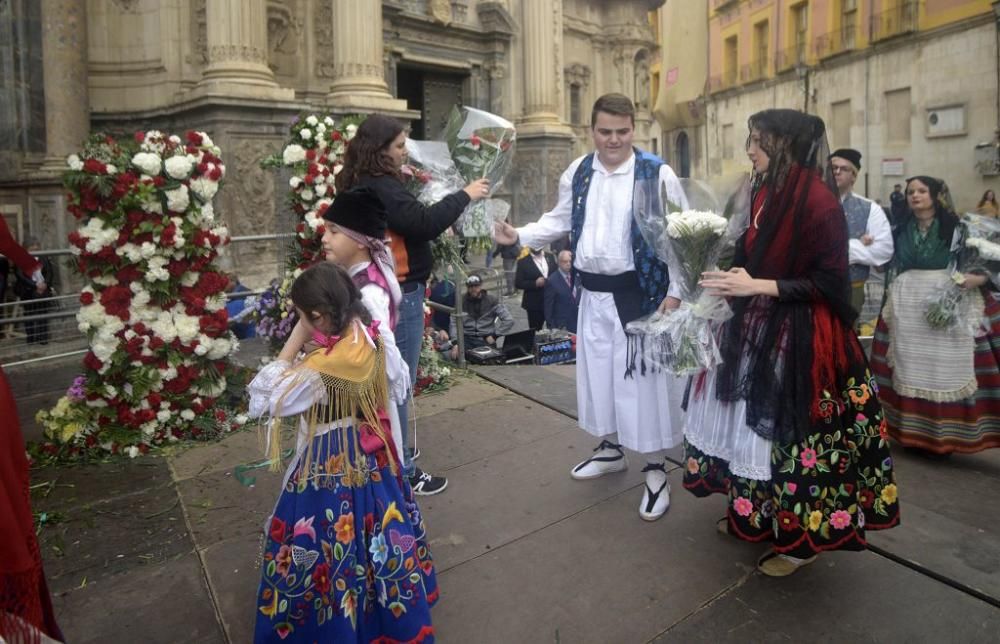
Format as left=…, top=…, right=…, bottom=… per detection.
left=409, top=467, right=448, bottom=496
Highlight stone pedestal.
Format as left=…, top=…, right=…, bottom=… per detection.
left=325, top=0, right=409, bottom=115
left=509, top=136, right=573, bottom=227
left=192, top=0, right=293, bottom=102
left=38, top=0, right=89, bottom=174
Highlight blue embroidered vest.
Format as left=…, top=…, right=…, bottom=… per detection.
left=569, top=150, right=670, bottom=317
left=842, top=193, right=872, bottom=283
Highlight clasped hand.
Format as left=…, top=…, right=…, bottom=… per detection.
left=700, top=267, right=760, bottom=297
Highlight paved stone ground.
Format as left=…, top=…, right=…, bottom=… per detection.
left=14, top=347, right=1000, bottom=643
left=10, top=251, right=998, bottom=642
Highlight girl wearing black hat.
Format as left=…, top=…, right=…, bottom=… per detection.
left=335, top=115, right=489, bottom=496
left=870, top=176, right=1000, bottom=456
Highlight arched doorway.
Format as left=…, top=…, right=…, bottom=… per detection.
left=676, top=131, right=691, bottom=178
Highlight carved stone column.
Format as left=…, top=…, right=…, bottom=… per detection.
left=511, top=0, right=571, bottom=227
left=519, top=0, right=571, bottom=134
left=39, top=0, right=89, bottom=173
left=325, top=0, right=408, bottom=114
left=195, top=0, right=293, bottom=100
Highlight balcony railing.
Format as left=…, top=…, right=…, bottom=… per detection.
left=740, top=58, right=767, bottom=83
left=708, top=68, right=740, bottom=93
left=776, top=43, right=808, bottom=72
left=814, top=24, right=857, bottom=59
left=871, top=1, right=918, bottom=42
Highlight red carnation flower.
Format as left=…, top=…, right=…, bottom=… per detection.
left=99, top=285, right=133, bottom=321
left=186, top=131, right=204, bottom=146
left=83, top=158, right=107, bottom=175
left=134, top=131, right=145, bottom=143
left=80, top=291, right=95, bottom=305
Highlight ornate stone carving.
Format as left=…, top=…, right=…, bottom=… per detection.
left=227, top=138, right=276, bottom=237
left=187, top=0, right=208, bottom=66
left=208, top=44, right=269, bottom=65
left=565, top=63, right=591, bottom=88
left=313, top=0, right=334, bottom=78
left=477, top=1, right=515, bottom=37
left=429, top=0, right=451, bottom=23
left=266, top=0, right=301, bottom=76
left=634, top=50, right=650, bottom=111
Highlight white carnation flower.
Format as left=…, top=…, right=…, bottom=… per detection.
left=289, top=176, right=303, bottom=189
left=300, top=189, right=314, bottom=201
left=345, top=124, right=358, bottom=140
left=300, top=128, right=313, bottom=141
left=105, top=164, right=118, bottom=175
left=165, top=184, right=190, bottom=212
left=131, top=152, right=162, bottom=176
left=189, top=177, right=219, bottom=201
left=324, top=116, right=334, bottom=127
left=180, top=409, right=196, bottom=421
left=282, top=144, right=306, bottom=165
left=164, top=155, right=193, bottom=180
left=315, top=184, right=328, bottom=197
left=67, top=154, right=84, bottom=171
left=305, top=115, right=318, bottom=126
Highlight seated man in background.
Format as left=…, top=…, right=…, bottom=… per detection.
left=448, top=274, right=514, bottom=360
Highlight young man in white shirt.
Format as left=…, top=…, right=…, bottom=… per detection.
left=496, top=94, right=686, bottom=521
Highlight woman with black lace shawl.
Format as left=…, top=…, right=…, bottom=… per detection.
left=682, top=109, right=900, bottom=576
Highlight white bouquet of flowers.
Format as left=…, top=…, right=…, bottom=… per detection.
left=626, top=177, right=751, bottom=375
left=924, top=212, right=1000, bottom=331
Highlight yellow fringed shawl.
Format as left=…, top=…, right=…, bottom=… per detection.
left=264, top=327, right=396, bottom=484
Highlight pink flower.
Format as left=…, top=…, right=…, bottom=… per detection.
left=733, top=497, right=754, bottom=517
left=799, top=448, right=818, bottom=468
left=830, top=509, right=853, bottom=530
left=293, top=516, right=316, bottom=542
left=786, top=482, right=797, bottom=494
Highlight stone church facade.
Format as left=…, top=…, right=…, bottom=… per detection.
left=0, top=0, right=662, bottom=286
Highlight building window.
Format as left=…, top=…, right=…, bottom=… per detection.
left=840, top=0, right=857, bottom=50
left=724, top=35, right=738, bottom=87
left=752, top=20, right=769, bottom=81
left=569, top=83, right=582, bottom=125
left=886, top=88, right=912, bottom=144
left=792, top=2, right=808, bottom=63
left=722, top=124, right=734, bottom=160
left=830, top=100, right=851, bottom=149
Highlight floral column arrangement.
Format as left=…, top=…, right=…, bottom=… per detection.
left=36, top=131, right=240, bottom=458
left=253, top=114, right=363, bottom=347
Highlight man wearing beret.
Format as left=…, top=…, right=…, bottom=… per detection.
left=829, top=148, right=894, bottom=319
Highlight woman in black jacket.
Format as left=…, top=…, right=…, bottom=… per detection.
left=335, top=114, right=489, bottom=495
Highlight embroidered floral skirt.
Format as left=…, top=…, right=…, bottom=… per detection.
left=254, top=429, right=437, bottom=643
left=683, top=364, right=901, bottom=559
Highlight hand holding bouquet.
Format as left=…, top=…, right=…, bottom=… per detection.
left=443, top=106, right=517, bottom=251
left=626, top=177, right=751, bottom=375
left=924, top=212, right=1000, bottom=331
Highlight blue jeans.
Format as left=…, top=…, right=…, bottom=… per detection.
left=396, top=282, right=425, bottom=477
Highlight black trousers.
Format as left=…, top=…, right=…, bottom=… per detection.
left=526, top=308, right=545, bottom=331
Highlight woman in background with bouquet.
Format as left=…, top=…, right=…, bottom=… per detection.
left=870, top=176, right=1000, bottom=456
left=336, top=114, right=489, bottom=496
left=684, top=109, right=899, bottom=576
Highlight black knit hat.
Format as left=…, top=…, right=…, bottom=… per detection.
left=322, top=186, right=387, bottom=239
left=829, top=148, right=862, bottom=171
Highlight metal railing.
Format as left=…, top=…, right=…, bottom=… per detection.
left=870, top=1, right=918, bottom=42
left=814, top=24, right=858, bottom=59
left=776, top=43, right=808, bottom=72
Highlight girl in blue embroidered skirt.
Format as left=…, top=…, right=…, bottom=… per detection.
left=248, top=263, right=437, bottom=643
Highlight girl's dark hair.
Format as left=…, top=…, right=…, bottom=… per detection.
left=335, top=114, right=406, bottom=192
left=979, top=189, right=997, bottom=206
left=289, top=262, right=371, bottom=333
